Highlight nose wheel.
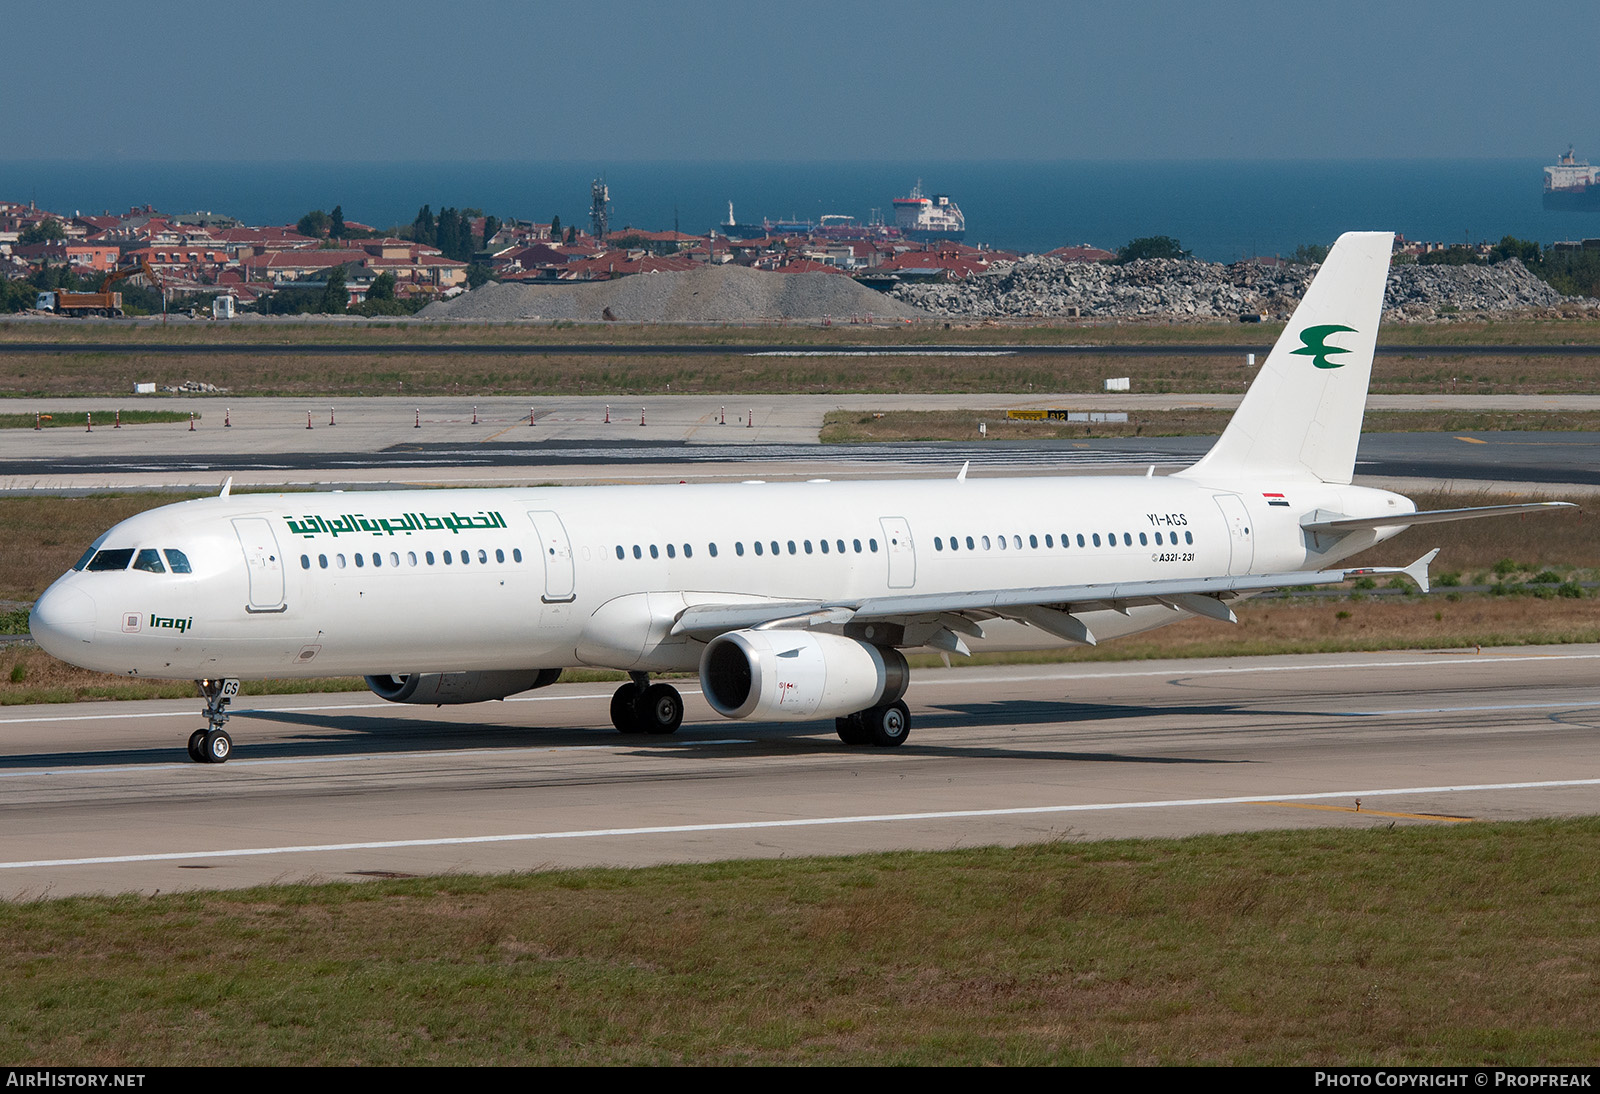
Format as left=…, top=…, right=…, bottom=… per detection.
left=190, top=678, right=240, bottom=763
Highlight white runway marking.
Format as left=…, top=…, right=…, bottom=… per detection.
left=5, top=778, right=1596, bottom=871
left=1338, top=701, right=1600, bottom=717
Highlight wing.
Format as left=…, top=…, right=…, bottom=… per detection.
left=669, top=551, right=1440, bottom=653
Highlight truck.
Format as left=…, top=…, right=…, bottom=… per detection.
left=35, top=259, right=159, bottom=317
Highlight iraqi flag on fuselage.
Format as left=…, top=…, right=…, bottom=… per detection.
left=1263, top=493, right=1290, bottom=507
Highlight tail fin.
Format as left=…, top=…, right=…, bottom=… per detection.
left=1177, top=230, right=1393, bottom=485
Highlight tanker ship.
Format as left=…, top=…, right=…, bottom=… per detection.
left=1543, top=146, right=1600, bottom=210
left=892, top=180, right=965, bottom=241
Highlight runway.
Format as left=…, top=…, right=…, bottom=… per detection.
left=3, top=646, right=1598, bottom=898
left=3, top=393, right=1600, bottom=491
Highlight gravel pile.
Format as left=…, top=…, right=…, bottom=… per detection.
left=892, top=256, right=1585, bottom=322
left=420, top=265, right=928, bottom=322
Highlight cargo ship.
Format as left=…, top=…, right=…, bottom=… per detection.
left=1543, top=146, right=1600, bottom=210
left=892, top=180, right=965, bottom=241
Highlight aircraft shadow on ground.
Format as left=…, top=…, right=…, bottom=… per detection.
left=0, top=696, right=1299, bottom=769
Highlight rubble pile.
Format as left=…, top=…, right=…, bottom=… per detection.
left=892, top=256, right=1584, bottom=322
left=420, top=265, right=928, bottom=323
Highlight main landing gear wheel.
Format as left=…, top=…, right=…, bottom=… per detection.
left=187, top=729, right=207, bottom=763
left=639, top=683, right=683, bottom=735
left=835, top=712, right=870, bottom=745
left=610, top=680, right=684, bottom=735
left=864, top=700, right=911, bottom=747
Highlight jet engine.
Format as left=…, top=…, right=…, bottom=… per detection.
left=365, top=668, right=561, bottom=705
left=699, top=630, right=908, bottom=721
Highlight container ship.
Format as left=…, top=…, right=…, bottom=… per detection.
left=1543, top=146, right=1600, bottom=210
left=892, top=180, right=965, bottom=241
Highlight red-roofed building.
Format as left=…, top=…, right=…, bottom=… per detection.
left=13, top=240, right=122, bottom=273
left=1045, top=244, right=1115, bottom=263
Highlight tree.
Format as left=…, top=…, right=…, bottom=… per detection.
left=1290, top=243, right=1330, bottom=265
left=330, top=205, right=346, bottom=239
left=412, top=205, right=436, bottom=247
left=565, top=225, right=576, bottom=244
left=297, top=209, right=331, bottom=238
left=481, top=215, right=500, bottom=248
left=368, top=271, right=396, bottom=301
left=19, top=219, right=65, bottom=245
left=1115, top=236, right=1190, bottom=263
left=549, top=215, right=561, bottom=241
left=1418, top=245, right=1480, bottom=266
left=1490, top=236, right=1541, bottom=264
left=322, top=266, right=347, bottom=314
left=467, top=263, right=491, bottom=289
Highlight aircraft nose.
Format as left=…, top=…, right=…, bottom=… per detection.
left=29, top=585, right=97, bottom=656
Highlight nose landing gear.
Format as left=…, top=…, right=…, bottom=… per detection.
left=188, top=678, right=241, bottom=763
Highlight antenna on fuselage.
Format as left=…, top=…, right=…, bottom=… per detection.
left=219, top=476, right=232, bottom=498
left=956, top=461, right=969, bottom=483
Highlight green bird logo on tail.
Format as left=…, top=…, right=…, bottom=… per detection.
left=1291, top=324, right=1357, bottom=369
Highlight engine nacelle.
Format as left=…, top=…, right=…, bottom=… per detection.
left=365, top=668, right=561, bottom=705
left=699, top=630, right=908, bottom=721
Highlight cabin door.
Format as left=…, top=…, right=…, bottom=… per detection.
left=879, top=516, right=916, bottom=589
left=232, top=517, right=286, bottom=611
left=527, top=511, right=576, bottom=602
left=1213, top=494, right=1255, bottom=575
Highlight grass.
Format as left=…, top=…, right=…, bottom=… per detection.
left=821, top=408, right=1600, bottom=442
left=2, top=819, right=1598, bottom=1064
left=0, top=410, right=194, bottom=429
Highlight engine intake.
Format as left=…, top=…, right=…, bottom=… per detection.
left=365, top=668, right=561, bottom=705
left=700, top=630, right=907, bottom=721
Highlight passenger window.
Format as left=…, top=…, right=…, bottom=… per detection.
left=836, top=540, right=845, bottom=553
left=319, top=554, right=329, bottom=569
left=1014, top=535, right=1022, bottom=549
left=1155, top=532, right=1163, bottom=545
left=684, top=544, right=693, bottom=558
left=390, top=552, right=401, bottom=567
left=964, top=536, right=973, bottom=550
left=869, top=539, right=878, bottom=552
left=372, top=553, right=381, bottom=568
left=1029, top=535, right=1038, bottom=548
left=1123, top=533, right=1132, bottom=546
left=299, top=554, right=310, bottom=571
left=355, top=554, right=365, bottom=568
left=771, top=541, right=780, bottom=555
left=1045, top=535, right=1054, bottom=547
left=1185, top=531, right=1194, bottom=545
left=632, top=545, right=641, bottom=559
left=820, top=540, right=829, bottom=554
left=164, top=549, right=193, bottom=573
left=650, top=545, right=659, bottom=559
left=87, top=549, right=135, bottom=571
left=426, top=551, right=436, bottom=565
left=666, top=543, right=676, bottom=559
left=934, top=537, right=943, bottom=551
left=709, top=543, right=718, bottom=557
left=787, top=541, right=796, bottom=555
left=754, top=541, right=763, bottom=556
left=443, top=551, right=453, bottom=565
left=981, top=536, right=990, bottom=550
left=478, top=549, right=487, bottom=563
left=337, top=553, right=347, bottom=568
left=409, top=552, right=418, bottom=566
left=134, top=549, right=166, bottom=573
left=997, top=535, right=1006, bottom=551
left=734, top=542, right=744, bottom=556
left=1092, top=534, right=1101, bottom=547
left=495, top=549, right=505, bottom=563
left=853, top=539, right=862, bottom=553
left=803, top=540, right=812, bottom=554
left=1139, top=533, right=1148, bottom=546
left=513, top=549, right=522, bottom=562
left=1077, top=534, right=1085, bottom=547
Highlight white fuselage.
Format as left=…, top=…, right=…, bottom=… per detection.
left=29, top=474, right=1413, bottom=683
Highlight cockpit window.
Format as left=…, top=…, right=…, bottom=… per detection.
left=164, top=549, right=193, bottom=574
left=132, top=549, right=166, bottom=574
left=86, top=548, right=135, bottom=572
left=72, top=532, right=111, bottom=571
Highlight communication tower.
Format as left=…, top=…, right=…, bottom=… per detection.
left=590, top=178, right=609, bottom=241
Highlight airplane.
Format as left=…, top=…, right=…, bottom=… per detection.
left=28, top=231, right=1574, bottom=763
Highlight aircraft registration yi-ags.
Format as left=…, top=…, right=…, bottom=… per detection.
left=29, top=232, right=1572, bottom=762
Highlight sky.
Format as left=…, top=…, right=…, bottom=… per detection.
left=6, top=1, right=1595, bottom=163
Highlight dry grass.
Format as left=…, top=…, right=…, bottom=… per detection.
left=822, top=408, right=1600, bottom=443
left=2, top=820, right=1598, bottom=1064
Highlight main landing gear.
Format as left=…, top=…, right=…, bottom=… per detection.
left=835, top=700, right=911, bottom=747
left=188, top=677, right=241, bottom=763
left=610, top=672, right=684, bottom=735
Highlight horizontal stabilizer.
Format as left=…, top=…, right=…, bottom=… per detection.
left=1302, top=502, right=1577, bottom=534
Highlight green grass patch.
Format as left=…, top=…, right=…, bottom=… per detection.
left=0, top=410, right=195, bottom=429
left=2, top=819, right=1598, bottom=1064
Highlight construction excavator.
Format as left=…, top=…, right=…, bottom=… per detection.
left=36, top=258, right=162, bottom=317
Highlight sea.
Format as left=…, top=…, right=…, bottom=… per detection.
left=4, top=158, right=1598, bottom=263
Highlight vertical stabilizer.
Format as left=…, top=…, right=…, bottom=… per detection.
left=1176, top=231, right=1393, bottom=485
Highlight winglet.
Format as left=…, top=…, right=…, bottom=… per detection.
left=219, top=476, right=232, bottom=499
left=1404, top=548, right=1440, bottom=595
left=956, top=460, right=969, bottom=483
